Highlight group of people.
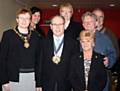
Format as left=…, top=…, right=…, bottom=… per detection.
left=0, top=2, right=119, bottom=91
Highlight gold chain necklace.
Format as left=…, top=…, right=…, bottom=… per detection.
left=13, top=28, right=32, bottom=48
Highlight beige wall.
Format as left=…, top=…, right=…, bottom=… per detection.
left=0, top=0, right=31, bottom=40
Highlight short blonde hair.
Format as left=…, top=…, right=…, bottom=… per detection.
left=80, top=30, right=95, bottom=47
left=59, top=3, right=73, bottom=13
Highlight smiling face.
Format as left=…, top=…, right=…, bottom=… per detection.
left=80, top=31, right=95, bottom=51
left=31, top=12, right=40, bottom=24
left=93, top=9, right=104, bottom=28
left=80, top=37, right=94, bottom=51
left=60, top=7, right=73, bottom=21
left=16, top=12, right=31, bottom=29
left=82, top=15, right=97, bottom=31
left=50, top=16, right=65, bottom=37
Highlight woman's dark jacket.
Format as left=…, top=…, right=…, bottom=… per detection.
left=69, top=51, right=107, bottom=91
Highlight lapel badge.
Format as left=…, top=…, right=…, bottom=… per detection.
left=95, top=55, right=98, bottom=59
left=79, top=55, right=82, bottom=58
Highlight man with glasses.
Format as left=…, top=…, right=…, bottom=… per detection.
left=38, top=15, right=79, bottom=91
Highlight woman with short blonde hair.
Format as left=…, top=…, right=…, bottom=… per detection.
left=69, top=30, right=107, bottom=91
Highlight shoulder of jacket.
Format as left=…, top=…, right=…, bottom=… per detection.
left=93, top=51, right=105, bottom=60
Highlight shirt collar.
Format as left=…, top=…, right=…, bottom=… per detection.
left=64, top=20, right=70, bottom=30
left=53, top=34, right=64, bottom=41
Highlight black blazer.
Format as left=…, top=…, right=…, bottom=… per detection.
left=69, top=51, right=107, bottom=91
left=47, top=21, right=83, bottom=40
left=0, top=29, right=41, bottom=85
left=37, top=35, right=80, bottom=91
left=35, top=24, right=45, bottom=38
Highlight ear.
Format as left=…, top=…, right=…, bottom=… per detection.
left=95, top=20, right=98, bottom=27
left=92, top=42, right=95, bottom=47
left=93, top=43, right=95, bottom=47
left=16, top=18, right=18, bottom=23
left=50, top=24, right=53, bottom=29
left=82, top=23, right=85, bottom=29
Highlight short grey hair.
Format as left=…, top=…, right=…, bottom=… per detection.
left=81, top=11, right=97, bottom=22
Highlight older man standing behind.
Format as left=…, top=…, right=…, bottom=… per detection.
left=93, top=9, right=119, bottom=91
left=93, top=8, right=119, bottom=60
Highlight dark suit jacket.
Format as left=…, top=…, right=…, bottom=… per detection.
left=47, top=21, right=83, bottom=40
left=37, top=35, right=80, bottom=91
left=69, top=51, right=107, bottom=91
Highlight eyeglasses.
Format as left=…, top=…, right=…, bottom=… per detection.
left=18, top=17, right=30, bottom=21
left=51, top=23, right=64, bottom=26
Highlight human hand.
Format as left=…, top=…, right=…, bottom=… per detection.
left=36, top=87, right=42, bottom=91
left=103, top=57, right=109, bottom=67
left=3, top=83, right=10, bottom=91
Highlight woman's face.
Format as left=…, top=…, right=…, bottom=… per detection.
left=60, top=7, right=73, bottom=21
left=80, top=37, right=94, bottom=51
left=31, top=12, right=40, bottom=24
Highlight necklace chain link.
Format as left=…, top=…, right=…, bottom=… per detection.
left=13, top=28, right=32, bottom=48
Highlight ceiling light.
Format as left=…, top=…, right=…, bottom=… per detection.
left=52, top=4, right=58, bottom=7
left=109, top=4, right=115, bottom=7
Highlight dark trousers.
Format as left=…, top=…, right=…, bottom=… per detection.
left=116, top=72, right=120, bottom=91
left=42, top=81, right=71, bottom=91
left=103, top=70, right=112, bottom=91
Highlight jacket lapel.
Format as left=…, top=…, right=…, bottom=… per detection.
left=48, top=36, right=54, bottom=59
left=60, top=36, right=68, bottom=62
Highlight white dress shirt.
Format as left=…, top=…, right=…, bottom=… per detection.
left=53, top=34, right=64, bottom=57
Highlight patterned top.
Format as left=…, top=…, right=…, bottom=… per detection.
left=84, top=59, right=91, bottom=90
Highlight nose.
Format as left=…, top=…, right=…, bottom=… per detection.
left=86, top=22, right=91, bottom=25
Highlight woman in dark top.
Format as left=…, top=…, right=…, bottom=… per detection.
left=30, top=6, right=45, bottom=38
left=0, top=8, right=42, bottom=91
left=69, top=30, right=107, bottom=91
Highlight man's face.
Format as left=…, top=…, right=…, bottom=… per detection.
left=60, top=7, right=73, bottom=21
left=16, top=13, right=31, bottom=29
left=50, top=16, right=65, bottom=37
left=82, top=16, right=96, bottom=31
left=93, top=10, right=104, bottom=28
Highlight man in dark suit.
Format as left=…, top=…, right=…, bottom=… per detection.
left=47, top=3, right=83, bottom=40
left=38, top=15, right=79, bottom=91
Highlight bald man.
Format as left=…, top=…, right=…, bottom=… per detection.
left=38, top=15, right=80, bottom=91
